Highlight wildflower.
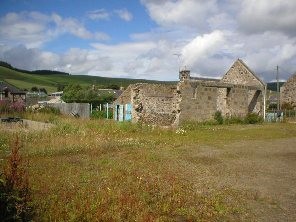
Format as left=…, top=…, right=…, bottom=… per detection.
left=176, top=128, right=186, bottom=135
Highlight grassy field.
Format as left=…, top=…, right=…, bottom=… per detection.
left=1, top=114, right=296, bottom=221
left=0, top=66, right=173, bottom=93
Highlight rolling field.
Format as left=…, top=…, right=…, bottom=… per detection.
left=1, top=114, right=296, bottom=221
left=0, top=66, right=173, bottom=93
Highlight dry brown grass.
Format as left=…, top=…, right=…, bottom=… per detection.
left=1, top=114, right=296, bottom=221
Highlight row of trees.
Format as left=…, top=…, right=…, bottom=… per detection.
left=62, top=84, right=115, bottom=105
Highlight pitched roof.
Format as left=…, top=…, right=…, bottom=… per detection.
left=0, top=81, right=26, bottom=94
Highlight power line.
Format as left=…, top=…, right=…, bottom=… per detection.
left=279, top=66, right=293, bottom=75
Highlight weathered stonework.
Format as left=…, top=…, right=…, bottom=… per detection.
left=178, top=81, right=218, bottom=123
left=281, top=73, right=296, bottom=108
left=221, top=59, right=265, bottom=89
left=119, top=83, right=179, bottom=125
left=114, top=59, right=266, bottom=126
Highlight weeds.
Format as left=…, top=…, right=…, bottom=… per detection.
left=0, top=115, right=295, bottom=221
left=214, top=111, right=224, bottom=125
left=0, top=136, right=34, bottom=221
left=244, top=113, right=263, bottom=124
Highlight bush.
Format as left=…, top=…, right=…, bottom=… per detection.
left=0, top=100, right=10, bottom=113
left=224, top=116, right=244, bottom=125
left=0, top=100, right=25, bottom=114
left=91, top=110, right=113, bottom=119
left=244, top=113, right=263, bottom=124
left=38, top=106, right=60, bottom=115
left=91, top=110, right=106, bottom=119
left=214, top=111, right=223, bottom=125
left=0, top=137, right=34, bottom=221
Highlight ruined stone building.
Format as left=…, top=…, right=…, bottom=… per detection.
left=114, top=59, right=266, bottom=126
left=280, top=73, right=296, bottom=109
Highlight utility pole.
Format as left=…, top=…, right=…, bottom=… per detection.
left=276, top=65, right=280, bottom=110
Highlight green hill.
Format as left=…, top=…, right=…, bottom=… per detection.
left=266, top=82, right=285, bottom=91
left=0, top=65, right=174, bottom=94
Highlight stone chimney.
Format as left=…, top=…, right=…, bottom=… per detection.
left=179, top=70, right=190, bottom=81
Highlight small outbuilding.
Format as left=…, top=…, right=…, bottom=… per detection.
left=0, top=81, right=26, bottom=102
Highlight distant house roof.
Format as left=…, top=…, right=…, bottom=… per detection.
left=50, top=91, right=63, bottom=96
left=0, top=81, right=26, bottom=94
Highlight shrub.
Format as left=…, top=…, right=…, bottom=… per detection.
left=91, top=110, right=113, bottom=119
left=38, top=106, right=60, bottom=115
left=214, top=111, right=224, bottom=125
left=91, top=110, right=107, bottom=119
left=244, top=113, right=263, bottom=124
left=10, top=100, right=25, bottom=113
left=0, top=100, right=10, bottom=113
left=224, top=116, right=244, bottom=125
left=0, top=100, right=25, bottom=114
left=0, top=137, right=34, bottom=221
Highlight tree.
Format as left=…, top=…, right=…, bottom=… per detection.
left=31, top=87, right=38, bottom=92
left=106, top=84, right=120, bottom=90
left=56, top=84, right=65, bottom=91
left=62, top=84, right=83, bottom=102
left=39, top=88, right=47, bottom=94
left=62, top=84, right=115, bottom=105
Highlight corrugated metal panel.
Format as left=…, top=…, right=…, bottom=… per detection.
left=119, top=105, right=124, bottom=121
left=125, top=103, right=132, bottom=121
left=114, top=105, right=118, bottom=121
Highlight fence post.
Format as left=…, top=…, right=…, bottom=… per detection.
left=106, top=103, right=109, bottom=119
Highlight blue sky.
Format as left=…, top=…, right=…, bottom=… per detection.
left=0, top=0, right=296, bottom=81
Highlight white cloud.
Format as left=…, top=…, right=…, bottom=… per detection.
left=141, top=0, right=218, bottom=30
left=238, top=0, right=296, bottom=35
left=0, top=12, right=53, bottom=47
left=87, top=9, right=110, bottom=20
left=181, top=30, right=225, bottom=69
left=1, top=1, right=296, bottom=82
left=114, top=8, right=133, bottom=21
left=0, top=45, right=59, bottom=70
left=0, top=11, right=109, bottom=48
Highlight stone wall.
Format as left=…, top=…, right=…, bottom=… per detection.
left=281, top=73, right=296, bottom=107
left=248, top=90, right=263, bottom=114
left=178, top=82, right=256, bottom=122
left=217, top=88, right=228, bottom=115
left=179, top=81, right=218, bottom=123
left=130, top=83, right=178, bottom=126
left=227, top=86, right=249, bottom=117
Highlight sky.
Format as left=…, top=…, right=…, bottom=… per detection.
left=0, top=0, right=296, bottom=82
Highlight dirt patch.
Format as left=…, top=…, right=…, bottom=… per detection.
left=1, top=119, right=54, bottom=131
left=181, top=138, right=296, bottom=221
